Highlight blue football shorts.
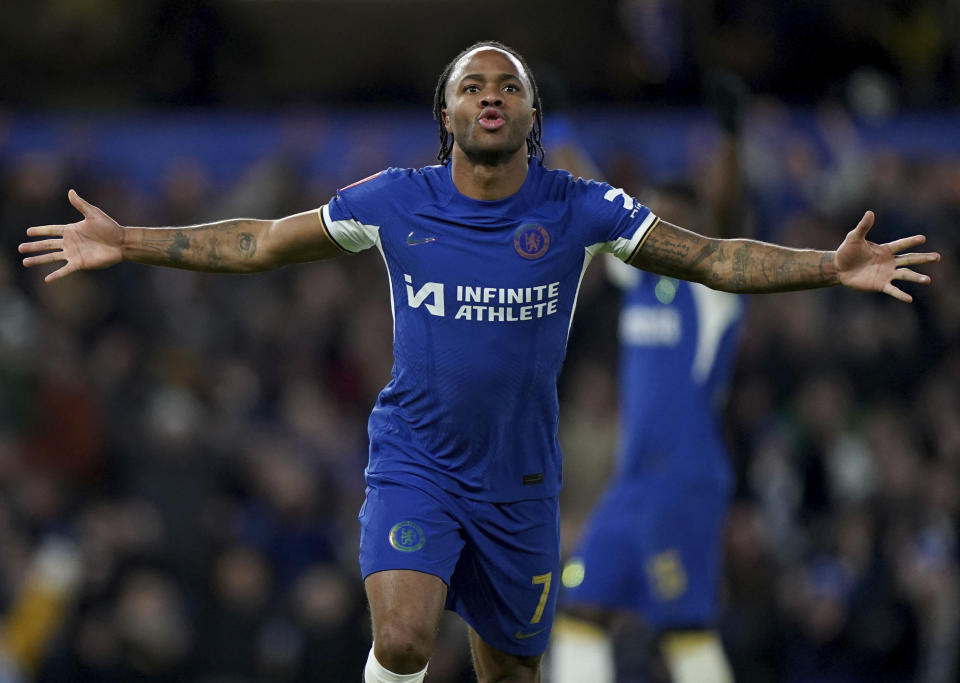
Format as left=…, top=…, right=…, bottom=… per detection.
left=561, top=476, right=729, bottom=629
left=359, top=473, right=561, bottom=656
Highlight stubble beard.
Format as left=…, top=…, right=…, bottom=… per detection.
left=453, top=120, right=529, bottom=167
left=457, top=136, right=528, bottom=167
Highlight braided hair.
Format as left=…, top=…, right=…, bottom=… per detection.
left=432, top=41, right=544, bottom=165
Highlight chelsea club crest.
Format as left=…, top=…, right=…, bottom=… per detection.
left=513, top=224, right=550, bottom=260
left=389, top=521, right=426, bottom=552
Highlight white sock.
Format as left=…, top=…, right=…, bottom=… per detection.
left=660, top=630, right=734, bottom=683
left=364, top=645, right=428, bottom=683
left=548, top=615, right=614, bottom=683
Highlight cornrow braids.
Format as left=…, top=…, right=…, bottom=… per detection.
left=432, top=40, right=544, bottom=165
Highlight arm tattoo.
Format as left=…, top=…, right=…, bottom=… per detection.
left=688, top=241, right=721, bottom=272
left=819, top=252, right=832, bottom=281
left=207, top=235, right=223, bottom=268
left=634, top=230, right=693, bottom=272
left=237, top=232, right=257, bottom=258
left=166, top=231, right=190, bottom=264
left=631, top=221, right=708, bottom=279
left=134, top=219, right=267, bottom=272
left=632, top=220, right=834, bottom=293
left=732, top=244, right=750, bottom=289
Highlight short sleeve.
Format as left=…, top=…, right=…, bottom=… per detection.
left=574, top=179, right=660, bottom=262
left=320, top=170, right=392, bottom=253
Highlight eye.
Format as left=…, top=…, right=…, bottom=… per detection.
left=464, top=84, right=480, bottom=93
left=503, top=83, right=520, bottom=93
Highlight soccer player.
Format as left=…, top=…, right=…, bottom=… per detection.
left=551, top=75, right=751, bottom=683
left=551, top=184, right=746, bottom=683
left=19, top=41, right=938, bottom=683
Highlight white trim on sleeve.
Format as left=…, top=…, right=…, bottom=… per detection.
left=320, top=203, right=381, bottom=253
left=610, top=212, right=659, bottom=262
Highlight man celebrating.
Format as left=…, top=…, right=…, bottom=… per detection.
left=20, top=41, right=938, bottom=683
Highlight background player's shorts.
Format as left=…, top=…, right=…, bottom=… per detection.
left=359, top=473, right=561, bottom=656
left=561, top=476, right=729, bottom=629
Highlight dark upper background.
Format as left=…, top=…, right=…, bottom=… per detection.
left=4, top=0, right=958, bottom=112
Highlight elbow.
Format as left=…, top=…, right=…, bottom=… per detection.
left=686, top=239, right=725, bottom=288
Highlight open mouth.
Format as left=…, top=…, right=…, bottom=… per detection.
left=478, top=108, right=506, bottom=130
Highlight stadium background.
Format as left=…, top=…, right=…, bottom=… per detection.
left=1, top=1, right=959, bottom=681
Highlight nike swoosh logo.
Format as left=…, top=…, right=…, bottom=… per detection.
left=406, top=231, right=438, bottom=246
left=514, top=628, right=546, bottom=640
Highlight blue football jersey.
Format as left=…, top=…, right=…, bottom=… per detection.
left=607, top=259, right=745, bottom=488
left=321, top=162, right=658, bottom=502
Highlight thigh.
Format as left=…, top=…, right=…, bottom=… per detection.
left=468, top=625, right=542, bottom=683
left=358, top=477, right=465, bottom=665
left=365, top=568, right=447, bottom=640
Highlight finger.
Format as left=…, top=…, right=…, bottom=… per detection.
left=882, top=282, right=912, bottom=303
left=895, top=251, right=941, bottom=267
left=22, top=252, right=65, bottom=268
left=18, top=238, right=63, bottom=254
left=27, top=225, right=66, bottom=238
left=45, top=263, right=75, bottom=283
left=884, top=234, right=925, bottom=253
left=851, top=210, right=875, bottom=239
left=893, top=268, right=932, bottom=285
left=68, top=189, right=95, bottom=218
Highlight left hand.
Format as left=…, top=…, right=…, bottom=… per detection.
left=836, top=211, right=940, bottom=302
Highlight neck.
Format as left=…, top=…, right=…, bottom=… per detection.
left=449, top=145, right=530, bottom=200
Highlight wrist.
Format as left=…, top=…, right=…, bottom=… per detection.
left=118, top=225, right=135, bottom=262
left=823, top=250, right=840, bottom=285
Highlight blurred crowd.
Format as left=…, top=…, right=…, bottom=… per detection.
left=4, top=0, right=960, bottom=110
left=0, top=97, right=958, bottom=683
left=718, top=111, right=960, bottom=682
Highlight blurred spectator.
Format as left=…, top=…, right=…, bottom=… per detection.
left=194, top=544, right=272, bottom=681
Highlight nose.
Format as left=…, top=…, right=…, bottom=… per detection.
left=480, top=89, right=503, bottom=107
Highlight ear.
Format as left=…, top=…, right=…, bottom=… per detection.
left=442, top=109, right=452, bottom=133
left=528, top=108, right=536, bottom=134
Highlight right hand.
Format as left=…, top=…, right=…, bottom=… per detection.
left=19, top=189, right=124, bottom=282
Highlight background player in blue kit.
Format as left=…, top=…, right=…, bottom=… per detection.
left=552, top=184, right=747, bottom=683
left=551, top=75, right=751, bottom=683
left=19, top=41, right=939, bottom=683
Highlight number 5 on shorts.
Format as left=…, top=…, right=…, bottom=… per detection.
left=528, top=572, right=552, bottom=624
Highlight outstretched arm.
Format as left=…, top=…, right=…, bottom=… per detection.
left=19, top=190, right=343, bottom=282
left=631, top=210, right=939, bottom=302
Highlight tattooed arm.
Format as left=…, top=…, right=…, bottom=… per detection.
left=19, top=190, right=342, bottom=282
left=630, top=211, right=938, bottom=303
